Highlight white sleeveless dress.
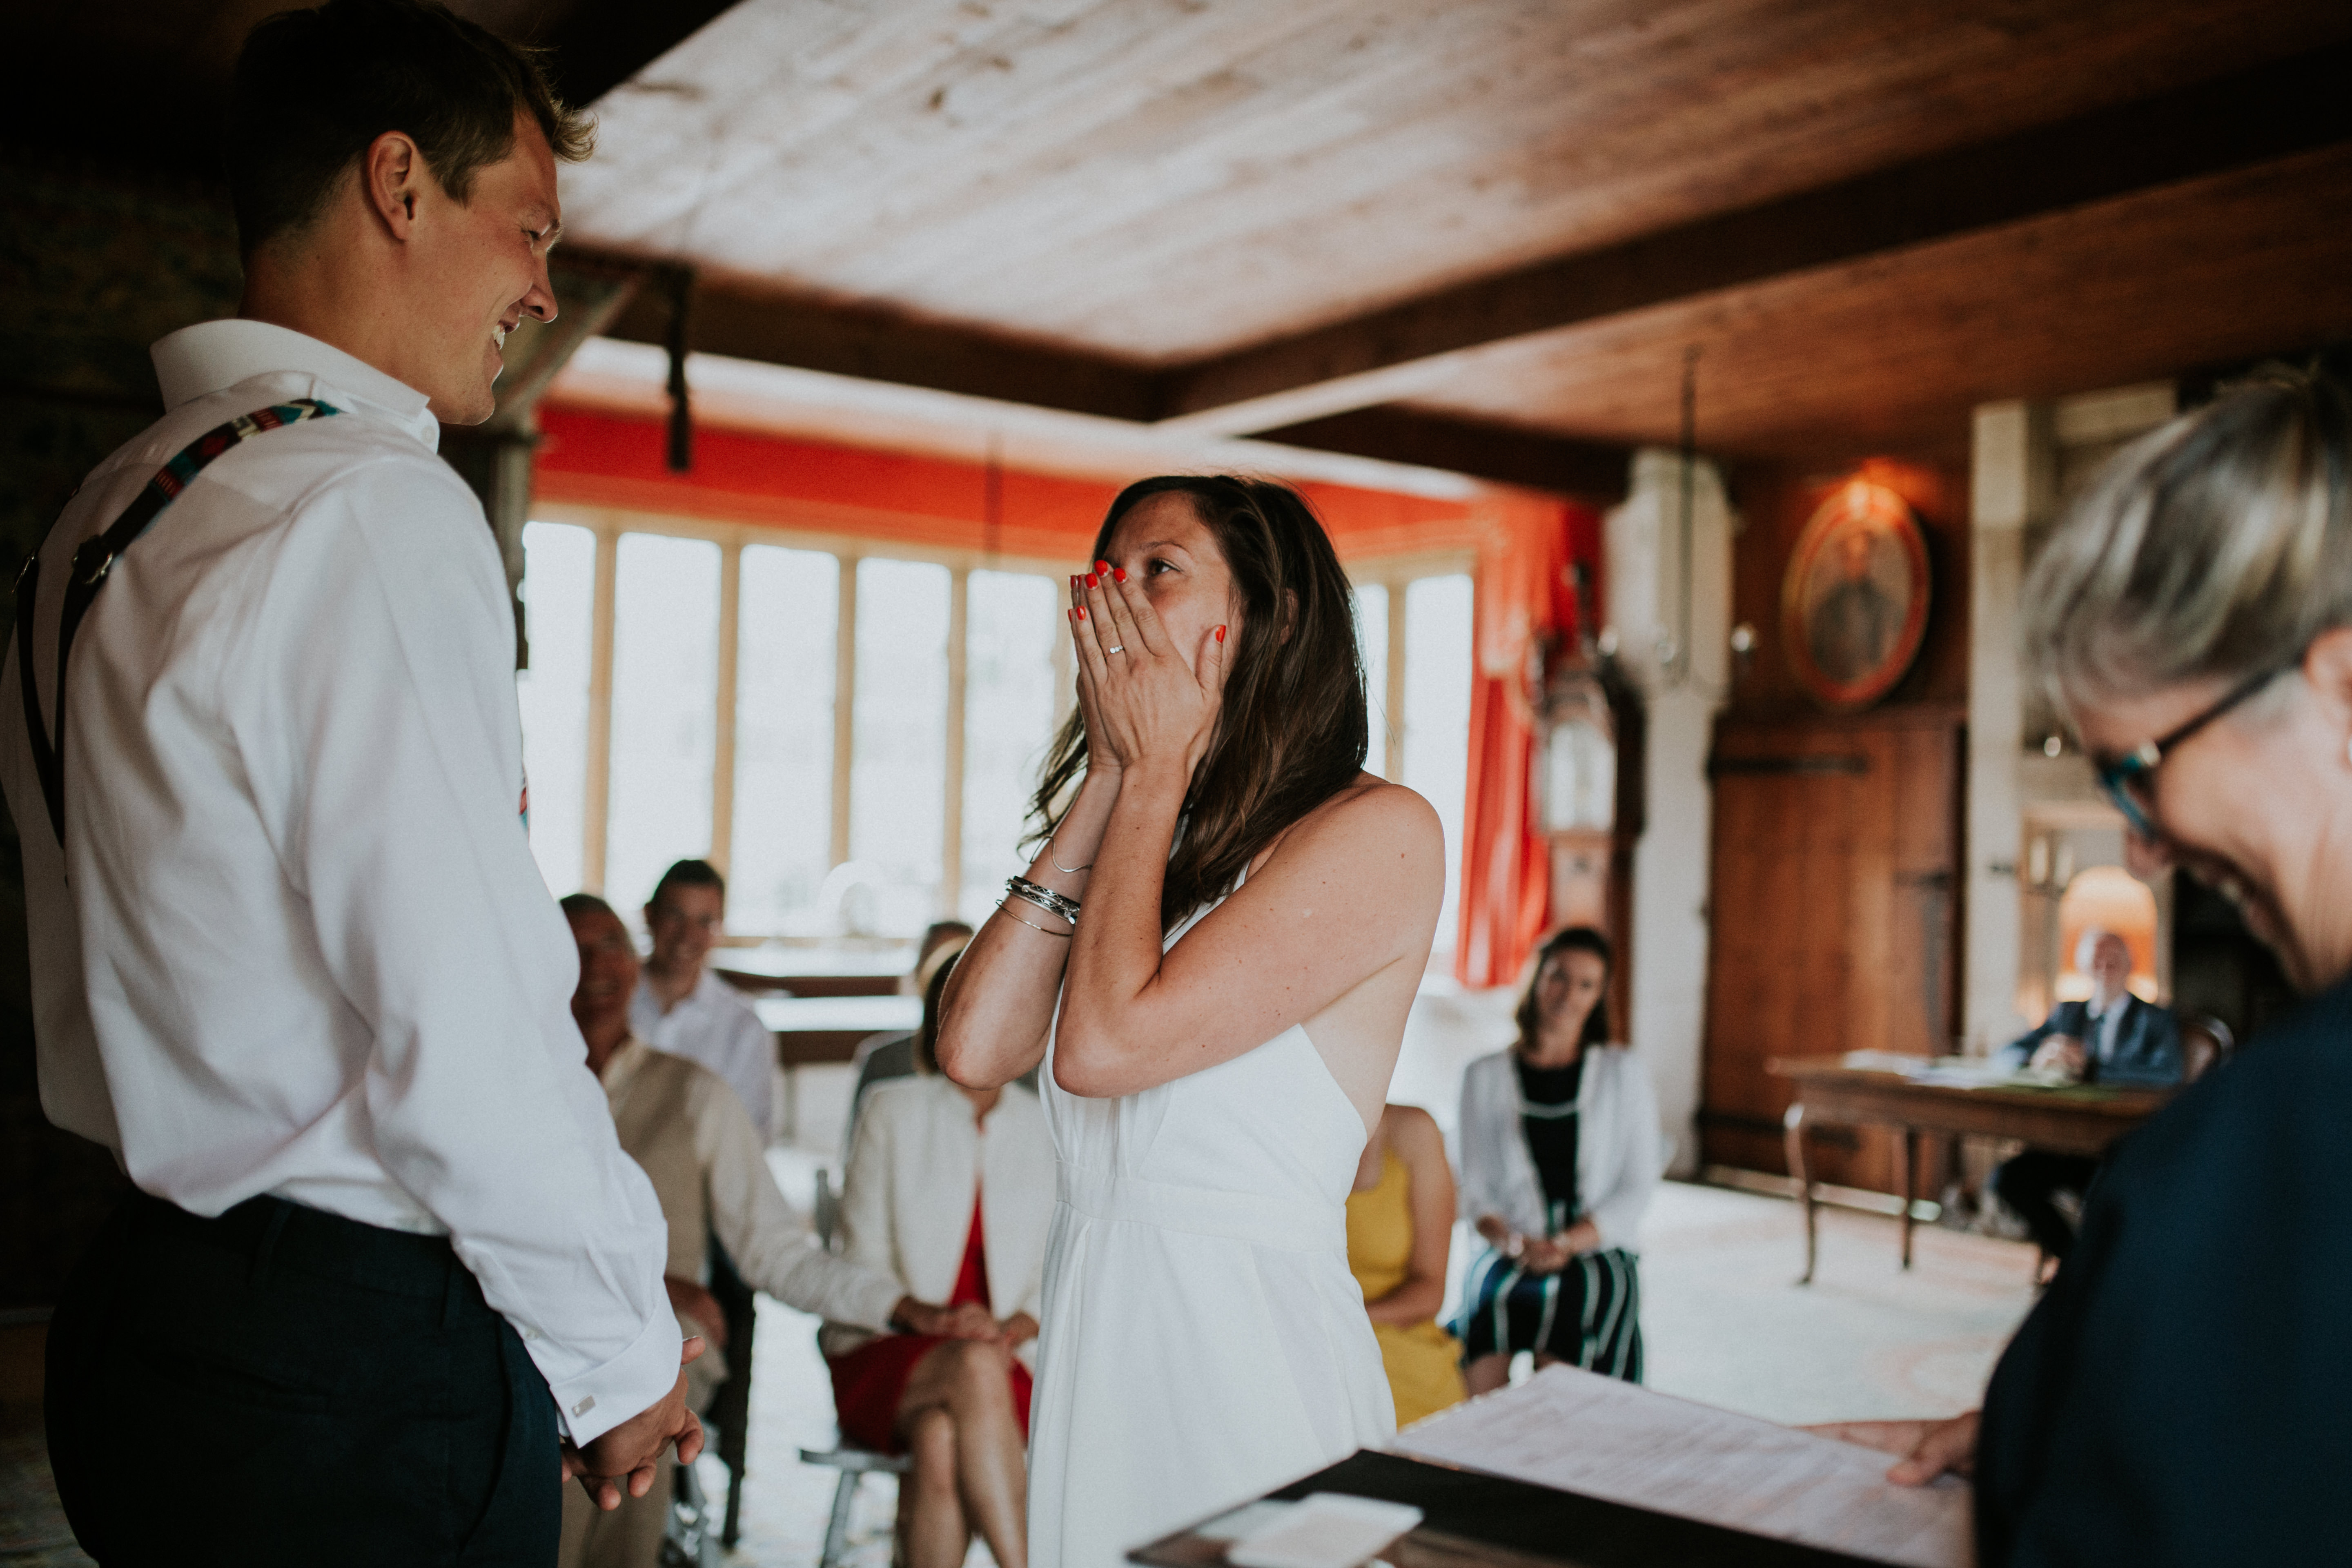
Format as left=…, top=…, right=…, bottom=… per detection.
left=1027, top=878, right=1395, bottom=1567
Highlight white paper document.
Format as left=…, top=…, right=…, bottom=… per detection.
left=1390, top=1366, right=1971, bottom=1568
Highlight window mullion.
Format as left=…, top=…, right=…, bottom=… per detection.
left=710, top=541, right=742, bottom=875
left=582, top=524, right=618, bottom=894
left=831, top=554, right=857, bottom=873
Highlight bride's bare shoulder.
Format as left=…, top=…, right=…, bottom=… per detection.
left=1270, top=775, right=1444, bottom=879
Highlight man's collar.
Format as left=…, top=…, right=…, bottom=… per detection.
left=151, top=319, right=440, bottom=452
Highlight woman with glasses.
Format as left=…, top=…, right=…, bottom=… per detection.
left=1813, top=370, right=2352, bottom=1566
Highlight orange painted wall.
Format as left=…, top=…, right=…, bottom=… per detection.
left=531, top=405, right=1495, bottom=564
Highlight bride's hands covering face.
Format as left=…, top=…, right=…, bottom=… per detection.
left=1068, top=494, right=1236, bottom=780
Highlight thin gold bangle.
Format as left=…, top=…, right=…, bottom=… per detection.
left=996, top=898, right=1072, bottom=938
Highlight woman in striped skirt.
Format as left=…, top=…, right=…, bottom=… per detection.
left=1453, top=927, right=1662, bottom=1394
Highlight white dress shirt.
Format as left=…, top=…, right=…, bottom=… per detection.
left=819, top=1073, right=1055, bottom=1364
left=597, top=1037, right=902, bottom=1333
left=629, top=969, right=776, bottom=1140
left=0, top=319, right=677, bottom=1445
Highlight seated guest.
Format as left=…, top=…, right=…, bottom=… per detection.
left=1345, top=1103, right=1468, bottom=1427
left=1992, top=926, right=2183, bottom=1263
left=1814, top=371, right=2352, bottom=1563
left=824, top=950, right=1051, bottom=1568
left=1454, top=927, right=1662, bottom=1394
left=560, top=895, right=988, bottom=1568
left=845, top=921, right=975, bottom=1154
left=633, top=858, right=778, bottom=1140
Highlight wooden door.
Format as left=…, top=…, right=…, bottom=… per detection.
left=1699, top=710, right=1962, bottom=1192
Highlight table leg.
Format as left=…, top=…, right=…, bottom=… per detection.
left=783, top=1063, right=800, bottom=1144
left=1898, top=1125, right=1916, bottom=1270
left=1784, top=1101, right=1816, bottom=1285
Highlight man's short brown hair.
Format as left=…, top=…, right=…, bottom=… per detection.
left=228, top=0, right=593, bottom=258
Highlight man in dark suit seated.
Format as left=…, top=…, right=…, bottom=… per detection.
left=1992, top=928, right=2183, bottom=1263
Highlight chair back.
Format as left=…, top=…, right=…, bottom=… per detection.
left=2180, top=1014, right=2238, bottom=1082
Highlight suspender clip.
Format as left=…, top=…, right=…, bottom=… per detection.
left=72, top=540, right=115, bottom=587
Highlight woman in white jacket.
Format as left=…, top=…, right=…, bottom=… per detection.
left=1454, top=926, right=1662, bottom=1394
left=823, top=952, right=1057, bottom=1568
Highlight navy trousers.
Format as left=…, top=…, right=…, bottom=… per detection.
left=47, top=1191, right=561, bottom=1566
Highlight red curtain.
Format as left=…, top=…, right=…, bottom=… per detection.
left=1454, top=492, right=1603, bottom=989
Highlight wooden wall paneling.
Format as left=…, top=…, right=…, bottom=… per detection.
left=1702, top=713, right=1962, bottom=1193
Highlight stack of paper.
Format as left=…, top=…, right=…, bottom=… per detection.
left=1390, top=1367, right=1970, bottom=1568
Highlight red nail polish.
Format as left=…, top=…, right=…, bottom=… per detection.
left=1077, top=606, right=1087, bottom=620
left=1215, top=625, right=1226, bottom=642
left=1096, top=560, right=1110, bottom=572
left=1086, top=573, right=1099, bottom=588
left=1113, top=568, right=1127, bottom=583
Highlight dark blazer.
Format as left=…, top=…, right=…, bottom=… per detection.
left=1976, top=975, right=2352, bottom=1565
left=1995, top=995, right=2183, bottom=1088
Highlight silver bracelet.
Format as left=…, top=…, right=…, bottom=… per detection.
left=996, top=898, right=1071, bottom=938
left=1005, top=875, right=1080, bottom=926
left=1046, top=836, right=1094, bottom=875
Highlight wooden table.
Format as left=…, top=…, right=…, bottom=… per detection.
left=1767, top=1056, right=2171, bottom=1283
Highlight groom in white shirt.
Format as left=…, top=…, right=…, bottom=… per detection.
left=4, top=3, right=697, bottom=1561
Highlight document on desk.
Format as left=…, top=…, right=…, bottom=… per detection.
left=1391, top=1366, right=1971, bottom=1568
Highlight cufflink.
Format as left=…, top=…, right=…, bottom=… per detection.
left=572, top=1395, right=596, bottom=1418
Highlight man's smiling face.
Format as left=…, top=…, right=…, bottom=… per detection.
left=407, top=110, right=562, bottom=424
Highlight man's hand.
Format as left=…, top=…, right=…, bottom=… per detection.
left=663, top=1274, right=728, bottom=1350
left=997, top=1311, right=1040, bottom=1347
left=1517, top=1236, right=1571, bottom=1275
left=1804, top=1411, right=1980, bottom=1485
left=895, top=1297, right=998, bottom=1340
left=2029, top=1036, right=2088, bottom=1082
left=560, top=1337, right=708, bottom=1512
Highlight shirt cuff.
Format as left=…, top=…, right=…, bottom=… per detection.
left=539, top=1305, right=684, bottom=1450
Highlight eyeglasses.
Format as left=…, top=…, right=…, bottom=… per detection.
left=2091, top=659, right=2298, bottom=838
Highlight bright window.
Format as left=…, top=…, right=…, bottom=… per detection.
left=1402, top=574, right=1474, bottom=952
left=512, top=515, right=1476, bottom=949
left=1353, top=583, right=1391, bottom=780
left=516, top=521, right=595, bottom=898
left=732, top=544, right=838, bottom=936
left=849, top=558, right=951, bottom=936
left=605, top=532, right=721, bottom=915
left=960, top=570, right=1063, bottom=924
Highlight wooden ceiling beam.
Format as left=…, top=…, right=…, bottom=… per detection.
left=1256, top=409, right=1631, bottom=506
left=1155, top=42, right=2352, bottom=436
left=594, top=270, right=1165, bottom=423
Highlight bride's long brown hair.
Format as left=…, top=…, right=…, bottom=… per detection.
left=1025, top=476, right=1371, bottom=930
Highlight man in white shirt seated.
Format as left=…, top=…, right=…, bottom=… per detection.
left=632, top=858, right=779, bottom=1141
left=561, top=893, right=994, bottom=1568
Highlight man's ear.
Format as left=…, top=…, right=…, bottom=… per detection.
left=363, top=131, right=423, bottom=239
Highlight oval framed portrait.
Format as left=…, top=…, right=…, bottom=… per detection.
left=1780, top=480, right=1931, bottom=710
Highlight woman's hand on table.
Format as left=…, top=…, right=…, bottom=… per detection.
left=1071, top=561, right=1227, bottom=780
left=1805, top=1411, right=1980, bottom=1484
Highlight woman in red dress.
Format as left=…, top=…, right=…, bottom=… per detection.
left=824, top=948, right=1057, bottom=1568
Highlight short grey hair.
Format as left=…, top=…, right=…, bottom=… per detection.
left=2021, top=370, right=2352, bottom=719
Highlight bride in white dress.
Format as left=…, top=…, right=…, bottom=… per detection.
left=938, top=476, right=1445, bottom=1566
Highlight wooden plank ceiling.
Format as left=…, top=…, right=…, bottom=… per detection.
left=552, top=0, right=2352, bottom=474
left=5, top=0, right=2348, bottom=479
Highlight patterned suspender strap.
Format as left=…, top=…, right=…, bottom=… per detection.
left=13, top=398, right=340, bottom=843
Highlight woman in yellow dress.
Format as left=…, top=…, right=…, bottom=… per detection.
left=1345, top=1103, right=1468, bottom=1428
